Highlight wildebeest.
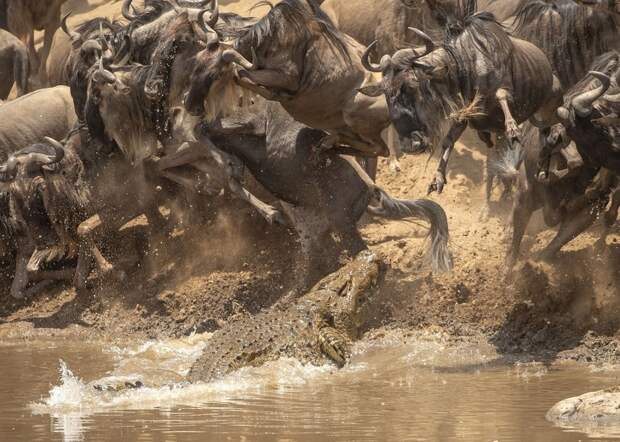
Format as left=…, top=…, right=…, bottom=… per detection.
left=0, top=136, right=88, bottom=298
left=47, top=15, right=124, bottom=88
left=505, top=122, right=615, bottom=267
left=0, top=0, right=69, bottom=83
left=197, top=100, right=452, bottom=279
left=185, top=0, right=402, bottom=173
left=0, top=86, right=77, bottom=160
left=359, top=7, right=555, bottom=195
left=511, top=0, right=619, bottom=93
left=0, top=28, right=28, bottom=100
left=551, top=54, right=620, bottom=173
left=507, top=52, right=620, bottom=266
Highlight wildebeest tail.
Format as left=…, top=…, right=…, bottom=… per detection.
left=367, top=188, right=453, bottom=273
left=489, top=141, right=523, bottom=182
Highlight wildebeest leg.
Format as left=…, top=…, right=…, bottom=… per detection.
left=238, top=69, right=298, bottom=98
left=10, top=246, right=33, bottom=299
left=384, top=126, right=402, bottom=173
left=598, top=186, right=620, bottom=250
left=37, top=18, right=58, bottom=84
left=280, top=202, right=336, bottom=289
left=559, top=142, right=584, bottom=170
left=204, top=142, right=285, bottom=225
left=75, top=214, right=121, bottom=290
left=538, top=206, right=598, bottom=261
left=340, top=155, right=377, bottom=191
left=478, top=131, right=495, bottom=222
left=496, top=88, right=520, bottom=144
left=428, top=121, right=467, bottom=195
left=506, top=177, right=535, bottom=268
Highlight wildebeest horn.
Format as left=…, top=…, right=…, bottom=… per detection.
left=556, top=106, right=571, bottom=122
left=222, top=48, right=257, bottom=70
left=42, top=137, right=66, bottom=164
left=408, top=27, right=435, bottom=58
left=122, top=0, right=138, bottom=20
left=603, top=92, right=620, bottom=103
left=94, top=57, right=117, bottom=84
left=61, top=12, right=81, bottom=43
left=361, top=41, right=391, bottom=73
left=203, top=0, right=219, bottom=27
left=572, top=71, right=611, bottom=116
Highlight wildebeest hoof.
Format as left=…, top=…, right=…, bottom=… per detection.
left=427, top=172, right=446, bottom=195
left=478, top=205, right=491, bottom=222
left=388, top=158, right=402, bottom=173
left=536, top=170, right=549, bottom=184
left=505, top=119, right=520, bottom=142
left=265, top=208, right=286, bottom=226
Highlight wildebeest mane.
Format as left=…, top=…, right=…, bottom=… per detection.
left=513, top=0, right=617, bottom=89
left=237, top=0, right=350, bottom=61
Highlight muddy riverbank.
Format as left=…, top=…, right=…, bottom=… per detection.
left=1, top=132, right=619, bottom=366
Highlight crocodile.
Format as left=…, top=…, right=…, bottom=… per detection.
left=187, top=251, right=384, bottom=383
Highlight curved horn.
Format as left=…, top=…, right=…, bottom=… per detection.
left=408, top=27, right=435, bottom=58
left=94, top=57, right=117, bottom=84
left=556, top=106, right=571, bottom=122
left=122, top=0, right=137, bottom=20
left=572, top=71, right=612, bottom=116
left=222, top=48, right=257, bottom=70
left=42, top=137, right=66, bottom=164
left=361, top=41, right=391, bottom=73
left=61, top=12, right=81, bottom=43
left=205, top=0, right=219, bottom=27
left=603, top=91, right=620, bottom=103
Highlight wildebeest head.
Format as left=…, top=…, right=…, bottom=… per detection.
left=185, top=0, right=349, bottom=117
left=359, top=28, right=448, bottom=153
left=0, top=138, right=65, bottom=183
left=556, top=52, right=620, bottom=125
left=143, top=1, right=220, bottom=104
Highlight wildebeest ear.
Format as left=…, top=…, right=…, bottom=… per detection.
left=358, top=83, right=384, bottom=97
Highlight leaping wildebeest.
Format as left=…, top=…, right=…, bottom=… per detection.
left=358, top=5, right=555, bottom=195
left=196, top=100, right=453, bottom=281
left=184, top=0, right=403, bottom=174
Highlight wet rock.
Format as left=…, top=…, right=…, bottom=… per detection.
left=547, top=386, right=620, bottom=426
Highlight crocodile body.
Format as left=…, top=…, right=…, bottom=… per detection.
left=187, top=252, right=383, bottom=383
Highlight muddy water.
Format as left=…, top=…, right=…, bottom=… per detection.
left=1, top=333, right=620, bottom=442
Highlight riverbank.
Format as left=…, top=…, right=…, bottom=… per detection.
left=1, top=132, right=619, bottom=366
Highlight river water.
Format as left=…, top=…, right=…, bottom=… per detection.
left=1, top=331, right=620, bottom=441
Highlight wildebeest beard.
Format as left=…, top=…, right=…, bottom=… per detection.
left=513, top=0, right=618, bottom=90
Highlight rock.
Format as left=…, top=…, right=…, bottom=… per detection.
left=547, top=386, right=620, bottom=431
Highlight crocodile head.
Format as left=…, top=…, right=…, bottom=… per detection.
left=306, top=251, right=383, bottom=340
